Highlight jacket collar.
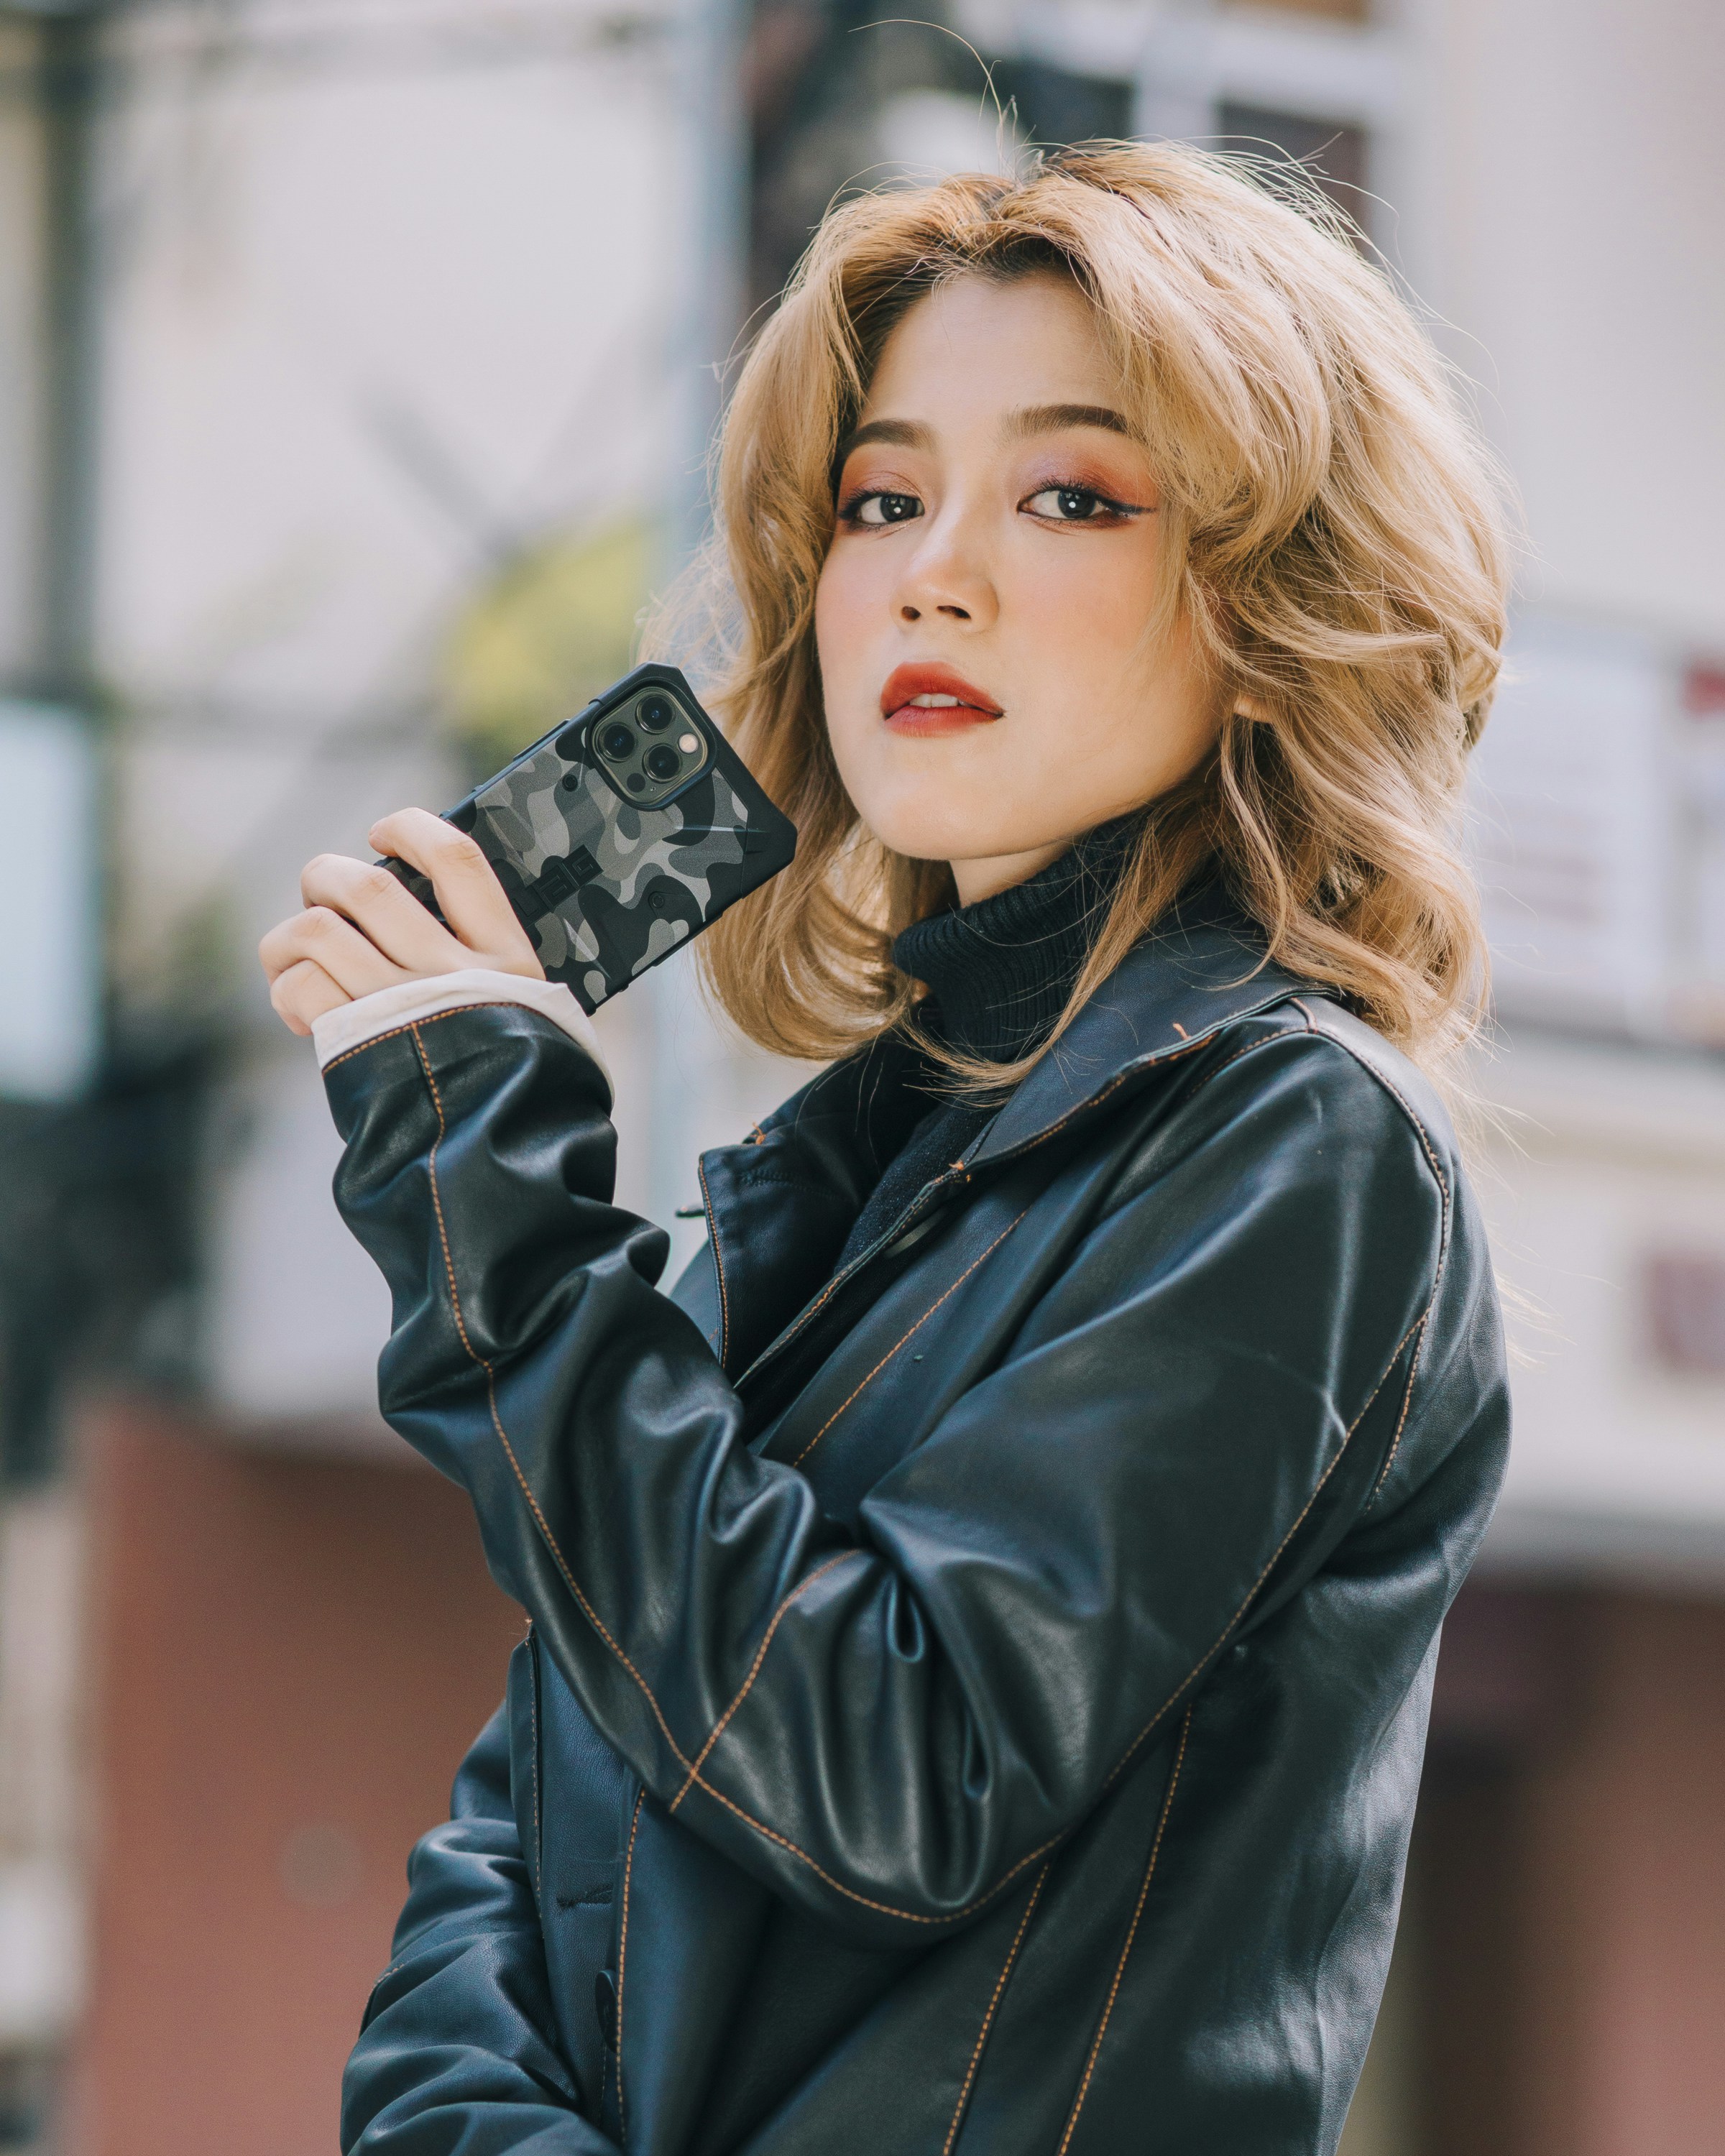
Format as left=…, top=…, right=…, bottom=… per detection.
left=696, top=885, right=1321, bottom=1378
left=970, top=881, right=1314, bottom=1164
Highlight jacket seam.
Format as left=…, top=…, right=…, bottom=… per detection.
left=738, top=1221, right=888, bottom=1377
left=1056, top=1707, right=1193, bottom=2156
left=1177, top=1024, right=1299, bottom=1102
left=1090, top=1304, right=1432, bottom=1804
left=408, top=1024, right=699, bottom=1782
left=967, top=985, right=1325, bottom=1174
left=696, top=1153, right=731, bottom=1373
left=1294, top=1005, right=1452, bottom=1212
left=788, top=1206, right=1031, bottom=1469
left=942, top=1861, right=1053, bottom=2156
left=1369, top=1312, right=1430, bottom=1503
left=323, top=1002, right=554, bottom=1073
left=668, top=1553, right=855, bottom=1813
left=681, top=1776, right=1064, bottom=1924
left=368, top=1949, right=413, bottom=1997
left=615, top=1787, right=644, bottom=2148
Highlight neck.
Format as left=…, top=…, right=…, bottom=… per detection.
left=896, top=814, right=1148, bottom=1066
left=949, top=839, right=1070, bottom=907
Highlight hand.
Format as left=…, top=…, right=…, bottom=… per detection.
left=259, top=806, right=545, bottom=1037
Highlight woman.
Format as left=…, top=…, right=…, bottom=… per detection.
left=262, top=146, right=1510, bottom=2155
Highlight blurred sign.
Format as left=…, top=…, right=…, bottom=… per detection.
left=1472, top=616, right=1725, bottom=1047
left=1469, top=614, right=1670, bottom=1038
left=0, top=703, right=98, bottom=1102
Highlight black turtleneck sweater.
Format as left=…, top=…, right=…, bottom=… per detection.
left=833, top=819, right=1141, bottom=1273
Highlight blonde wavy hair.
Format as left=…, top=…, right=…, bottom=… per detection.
left=659, top=142, right=1510, bottom=1082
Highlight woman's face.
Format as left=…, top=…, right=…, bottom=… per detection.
left=815, top=272, right=1220, bottom=904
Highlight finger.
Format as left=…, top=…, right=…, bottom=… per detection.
left=259, top=906, right=407, bottom=1001
left=368, top=808, right=543, bottom=976
left=300, top=851, right=465, bottom=974
left=270, top=958, right=350, bottom=1038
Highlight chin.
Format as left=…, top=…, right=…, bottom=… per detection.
left=870, top=816, right=1011, bottom=865
left=854, top=785, right=1022, bottom=868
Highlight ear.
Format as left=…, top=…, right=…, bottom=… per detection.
left=1231, top=694, right=1272, bottom=724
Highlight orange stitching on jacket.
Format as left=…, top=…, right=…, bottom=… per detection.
left=408, top=1026, right=697, bottom=1780
left=1297, top=1009, right=1450, bottom=1205
left=789, top=1207, right=1031, bottom=1469
left=615, top=1787, right=644, bottom=2146
left=1092, top=1304, right=1434, bottom=1803
left=942, top=1860, right=1052, bottom=2156
left=1179, top=1029, right=1292, bottom=1102
left=1370, top=1314, right=1428, bottom=1501
left=322, top=1002, right=559, bottom=1073
left=1057, top=1708, right=1192, bottom=2155
left=678, top=1767, right=1063, bottom=1922
left=481, top=1353, right=698, bottom=1778
left=669, top=1553, right=855, bottom=1813
left=697, top=1154, right=730, bottom=1373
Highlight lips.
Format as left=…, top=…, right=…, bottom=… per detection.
left=880, top=662, right=1003, bottom=736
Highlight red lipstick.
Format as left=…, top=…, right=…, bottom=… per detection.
left=880, top=662, right=1004, bottom=737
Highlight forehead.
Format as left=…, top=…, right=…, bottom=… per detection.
left=860, top=271, right=1123, bottom=424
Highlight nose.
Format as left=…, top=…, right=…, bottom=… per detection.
left=889, top=505, right=998, bottom=631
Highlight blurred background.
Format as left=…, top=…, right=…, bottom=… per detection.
left=0, top=0, right=1719, bottom=2149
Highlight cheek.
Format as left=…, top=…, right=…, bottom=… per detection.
left=1017, top=534, right=1160, bottom=678
left=813, top=553, right=880, bottom=789
left=814, top=545, right=881, bottom=678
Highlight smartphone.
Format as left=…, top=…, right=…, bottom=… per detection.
left=381, top=663, right=796, bottom=1013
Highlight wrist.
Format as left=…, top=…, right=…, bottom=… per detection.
left=311, top=967, right=611, bottom=1092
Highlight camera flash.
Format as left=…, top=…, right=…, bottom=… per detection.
left=678, top=733, right=698, bottom=752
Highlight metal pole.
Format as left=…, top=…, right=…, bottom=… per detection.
left=36, top=6, right=104, bottom=704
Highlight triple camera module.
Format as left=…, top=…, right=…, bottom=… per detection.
left=589, top=690, right=709, bottom=808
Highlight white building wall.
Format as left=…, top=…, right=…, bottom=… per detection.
left=1412, top=0, right=1725, bottom=644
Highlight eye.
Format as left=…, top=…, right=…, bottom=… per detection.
left=1023, top=484, right=1131, bottom=523
left=844, top=489, right=924, bottom=528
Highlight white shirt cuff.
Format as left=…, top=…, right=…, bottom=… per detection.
left=312, top=968, right=612, bottom=1094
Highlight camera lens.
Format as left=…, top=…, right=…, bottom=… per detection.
left=599, top=722, right=635, bottom=761
left=636, top=695, right=673, bottom=733
left=645, top=744, right=681, bottom=780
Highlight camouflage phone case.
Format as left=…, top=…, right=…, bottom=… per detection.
left=388, top=665, right=796, bottom=1013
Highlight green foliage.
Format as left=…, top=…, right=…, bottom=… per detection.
left=442, top=520, right=655, bottom=775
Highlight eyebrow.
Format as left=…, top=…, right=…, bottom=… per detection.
left=837, top=418, right=932, bottom=459
left=837, top=402, right=1134, bottom=464
left=1004, top=402, right=1133, bottom=441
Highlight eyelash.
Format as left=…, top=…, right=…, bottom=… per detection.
left=837, top=479, right=1148, bottom=529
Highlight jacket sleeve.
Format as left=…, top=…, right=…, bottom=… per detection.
left=341, top=1703, right=617, bottom=2155
left=324, top=1002, right=1452, bottom=1947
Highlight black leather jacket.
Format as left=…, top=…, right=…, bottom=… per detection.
left=328, top=901, right=1507, bottom=2156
